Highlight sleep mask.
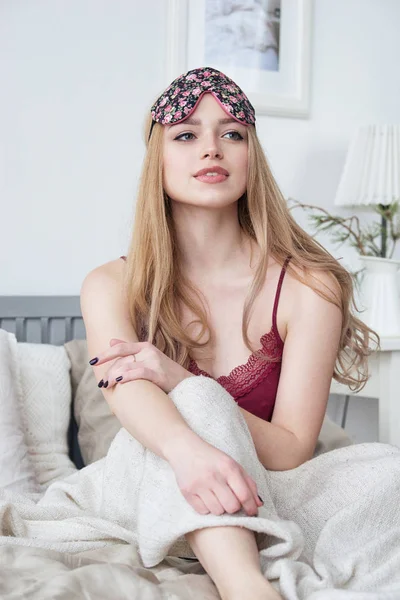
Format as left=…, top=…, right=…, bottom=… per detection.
left=148, top=66, right=256, bottom=140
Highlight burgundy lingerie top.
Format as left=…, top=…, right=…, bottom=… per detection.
left=120, top=255, right=290, bottom=422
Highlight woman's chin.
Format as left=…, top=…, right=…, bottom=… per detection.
left=171, top=194, right=240, bottom=209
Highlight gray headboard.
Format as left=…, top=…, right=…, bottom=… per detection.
left=0, top=295, right=86, bottom=469
left=0, top=296, right=86, bottom=344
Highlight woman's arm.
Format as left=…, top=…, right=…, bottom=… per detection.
left=242, top=269, right=343, bottom=471
left=81, top=260, right=263, bottom=516
left=80, top=260, right=199, bottom=462
left=239, top=408, right=305, bottom=470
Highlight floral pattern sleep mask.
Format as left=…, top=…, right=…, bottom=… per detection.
left=149, top=66, right=256, bottom=139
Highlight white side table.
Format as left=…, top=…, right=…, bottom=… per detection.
left=330, top=337, right=400, bottom=447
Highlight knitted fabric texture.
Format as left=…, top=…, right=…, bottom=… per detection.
left=0, top=374, right=400, bottom=598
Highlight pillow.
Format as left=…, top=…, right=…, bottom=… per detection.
left=0, top=329, right=39, bottom=494
left=313, top=416, right=353, bottom=457
left=65, top=339, right=353, bottom=465
left=16, top=340, right=77, bottom=489
left=65, top=339, right=121, bottom=466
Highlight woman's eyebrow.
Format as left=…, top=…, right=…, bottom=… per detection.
left=168, top=117, right=239, bottom=128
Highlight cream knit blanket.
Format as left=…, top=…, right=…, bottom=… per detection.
left=1, top=374, right=400, bottom=599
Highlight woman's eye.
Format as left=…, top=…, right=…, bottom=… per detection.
left=175, top=132, right=195, bottom=141
left=223, top=131, right=244, bottom=140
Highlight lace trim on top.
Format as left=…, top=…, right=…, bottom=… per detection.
left=188, top=328, right=283, bottom=400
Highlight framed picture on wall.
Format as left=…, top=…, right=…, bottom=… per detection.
left=165, top=0, right=313, bottom=118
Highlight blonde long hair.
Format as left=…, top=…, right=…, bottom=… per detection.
left=123, top=112, right=379, bottom=392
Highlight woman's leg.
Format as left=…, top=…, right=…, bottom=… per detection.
left=185, top=526, right=282, bottom=600
left=169, top=377, right=282, bottom=597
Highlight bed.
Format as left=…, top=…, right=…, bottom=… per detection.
left=4, top=296, right=398, bottom=599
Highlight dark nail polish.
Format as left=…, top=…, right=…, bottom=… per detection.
left=98, top=379, right=104, bottom=388
left=258, top=495, right=264, bottom=504
left=103, top=381, right=109, bottom=388
left=116, top=376, right=123, bottom=382
left=89, top=357, right=99, bottom=365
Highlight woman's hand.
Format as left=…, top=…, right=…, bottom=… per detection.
left=164, top=431, right=264, bottom=517
left=90, top=338, right=195, bottom=394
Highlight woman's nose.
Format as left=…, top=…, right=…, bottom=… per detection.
left=201, top=146, right=223, bottom=159
left=201, top=135, right=224, bottom=160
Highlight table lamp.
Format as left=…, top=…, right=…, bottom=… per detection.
left=334, top=124, right=400, bottom=337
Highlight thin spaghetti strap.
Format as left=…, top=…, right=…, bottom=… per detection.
left=272, top=256, right=291, bottom=337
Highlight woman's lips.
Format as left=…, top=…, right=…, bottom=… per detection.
left=195, top=174, right=228, bottom=184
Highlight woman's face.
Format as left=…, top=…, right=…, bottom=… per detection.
left=162, top=93, right=248, bottom=208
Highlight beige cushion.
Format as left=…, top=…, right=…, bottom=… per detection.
left=64, top=339, right=121, bottom=466
left=17, top=341, right=76, bottom=489
left=313, top=415, right=353, bottom=457
left=65, top=339, right=353, bottom=465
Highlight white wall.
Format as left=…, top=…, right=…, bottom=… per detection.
left=2, top=0, right=400, bottom=293
left=2, top=0, right=400, bottom=440
left=1, top=0, right=169, bottom=293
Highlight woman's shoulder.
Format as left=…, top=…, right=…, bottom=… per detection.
left=80, top=256, right=133, bottom=334
left=282, top=260, right=342, bottom=330
left=283, top=258, right=340, bottom=297
left=80, top=257, right=127, bottom=296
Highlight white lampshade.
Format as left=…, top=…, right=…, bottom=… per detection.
left=334, top=124, right=400, bottom=208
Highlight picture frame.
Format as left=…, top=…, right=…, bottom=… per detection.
left=165, top=0, right=313, bottom=118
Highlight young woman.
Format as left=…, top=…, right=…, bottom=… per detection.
left=81, top=67, right=377, bottom=600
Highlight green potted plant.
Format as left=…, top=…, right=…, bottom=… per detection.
left=288, top=197, right=400, bottom=337
left=288, top=198, right=400, bottom=259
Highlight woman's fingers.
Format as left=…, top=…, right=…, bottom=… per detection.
left=211, top=481, right=242, bottom=514
left=226, top=470, right=260, bottom=516
left=245, top=475, right=264, bottom=508
left=101, top=364, right=152, bottom=390
left=190, top=479, right=260, bottom=517
left=197, top=489, right=226, bottom=516
left=89, top=341, right=148, bottom=366
left=187, top=493, right=210, bottom=515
